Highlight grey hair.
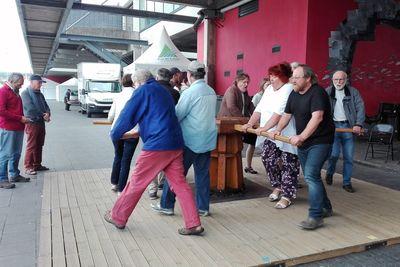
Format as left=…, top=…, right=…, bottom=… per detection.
left=131, top=69, right=153, bottom=86
left=8, top=73, right=24, bottom=83
left=157, top=68, right=172, bottom=82
left=332, top=70, right=348, bottom=79
left=290, top=62, right=300, bottom=71
left=298, top=64, right=318, bottom=85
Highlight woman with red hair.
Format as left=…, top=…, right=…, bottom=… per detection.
left=242, top=62, right=300, bottom=209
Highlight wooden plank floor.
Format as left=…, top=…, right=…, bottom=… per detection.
left=38, top=163, right=400, bottom=267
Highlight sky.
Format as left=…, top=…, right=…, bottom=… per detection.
left=0, top=0, right=32, bottom=73
left=0, top=0, right=128, bottom=74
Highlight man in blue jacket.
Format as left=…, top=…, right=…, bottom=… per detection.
left=104, top=70, right=204, bottom=235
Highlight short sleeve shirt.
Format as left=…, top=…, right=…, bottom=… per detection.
left=284, top=84, right=335, bottom=148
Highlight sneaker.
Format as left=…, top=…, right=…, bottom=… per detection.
left=148, top=191, right=158, bottom=200
left=0, top=180, right=16, bottom=189
left=198, top=210, right=210, bottom=217
left=36, top=165, right=50, bottom=171
left=325, top=174, right=333, bottom=185
left=25, top=169, right=37, bottom=175
left=343, top=184, right=355, bottom=193
left=10, top=175, right=30, bottom=183
left=111, top=184, right=118, bottom=192
left=322, top=208, right=333, bottom=218
left=298, top=217, right=324, bottom=230
left=157, top=183, right=164, bottom=190
left=117, top=192, right=121, bottom=197
left=150, top=203, right=174, bottom=215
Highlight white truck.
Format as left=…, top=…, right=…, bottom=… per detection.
left=77, top=62, right=121, bottom=117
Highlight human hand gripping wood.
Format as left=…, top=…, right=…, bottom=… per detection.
left=234, top=124, right=291, bottom=144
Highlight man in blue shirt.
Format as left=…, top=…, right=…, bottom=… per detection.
left=152, top=61, right=217, bottom=216
left=104, top=70, right=204, bottom=235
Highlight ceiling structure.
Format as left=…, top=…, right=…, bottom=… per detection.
left=16, top=0, right=243, bottom=76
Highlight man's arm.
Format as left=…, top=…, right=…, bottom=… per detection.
left=353, top=89, right=365, bottom=133
left=290, top=110, right=323, bottom=146
left=175, top=91, right=192, bottom=122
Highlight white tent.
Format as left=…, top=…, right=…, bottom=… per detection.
left=123, top=26, right=191, bottom=74
left=41, top=78, right=59, bottom=100
left=55, top=77, right=78, bottom=102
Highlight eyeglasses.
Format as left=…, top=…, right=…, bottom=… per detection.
left=333, top=78, right=346, bottom=82
left=291, top=76, right=305, bottom=80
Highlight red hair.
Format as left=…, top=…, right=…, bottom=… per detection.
left=268, top=62, right=292, bottom=83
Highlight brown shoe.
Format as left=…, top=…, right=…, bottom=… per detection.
left=10, top=175, right=30, bottom=183
left=0, top=180, right=16, bottom=189
left=178, top=226, right=204, bottom=236
left=104, top=210, right=125, bottom=229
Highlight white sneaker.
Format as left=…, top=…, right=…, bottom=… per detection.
left=111, top=184, right=117, bottom=192
left=117, top=192, right=121, bottom=197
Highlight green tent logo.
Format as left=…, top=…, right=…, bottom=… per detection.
left=158, top=45, right=177, bottom=60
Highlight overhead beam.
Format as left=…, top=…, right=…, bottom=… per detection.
left=59, top=34, right=148, bottom=46
left=44, top=0, right=75, bottom=74
left=72, top=3, right=197, bottom=24
left=20, top=0, right=66, bottom=9
left=161, top=0, right=209, bottom=8
left=26, top=31, right=56, bottom=39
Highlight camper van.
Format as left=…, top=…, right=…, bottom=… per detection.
left=77, top=62, right=121, bottom=117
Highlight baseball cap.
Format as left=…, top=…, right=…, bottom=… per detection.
left=30, top=74, right=46, bottom=83
left=188, top=61, right=205, bottom=72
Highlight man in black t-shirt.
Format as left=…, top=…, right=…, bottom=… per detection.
left=274, top=65, right=334, bottom=230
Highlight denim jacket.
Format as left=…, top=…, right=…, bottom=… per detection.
left=326, top=85, right=365, bottom=127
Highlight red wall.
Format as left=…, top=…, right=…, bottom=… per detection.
left=351, top=25, right=400, bottom=115
left=305, top=0, right=357, bottom=85
left=211, top=0, right=309, bottom=95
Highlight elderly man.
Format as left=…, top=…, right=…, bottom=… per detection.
left=274, top=64, right=335, bottom=230
left=147, top=68, right=181, bottom=199
left=325, top=71, right=365, bottom=193
left=21, top=75, right=51, bottom=175
left=0, top=73, right=31, bottom=189
left=152, top=61, right=217, bottom=217
left=104, top=69, right=204, bottom=235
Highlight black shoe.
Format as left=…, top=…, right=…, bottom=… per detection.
left=157, top=183, right=164, bottom=190
left=343, top=184, right=355, bottom=193
left=298, top=217, right=324, bottom=230
left=10, top=175, right=30, bottom=183
left=325, top=174, right=333, bottom=185
left=322, top=208, right=333, bottom=218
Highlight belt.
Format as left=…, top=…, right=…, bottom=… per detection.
left=334, top=120, right=348, bottom=123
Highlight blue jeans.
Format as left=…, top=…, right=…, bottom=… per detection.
left=0, top=129, right=24, bottom=181
left=326, top=121, right=354, bottom=186
left=160, top=146, right=211, bottom=212
left=110, top=138, right=139, bottom=192
left=298, top=144, right=332, bottom=219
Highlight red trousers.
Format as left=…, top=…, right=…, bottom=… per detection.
left=24, top=124, right=46, bottom=170
left=111, top=149, right=201, bottom=229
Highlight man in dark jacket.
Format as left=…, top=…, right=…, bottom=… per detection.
left=325, top=70, right=365, bottom=193
left=21, top=75, right=51, bottom=175
left=64, top=89, right=71, bottom=111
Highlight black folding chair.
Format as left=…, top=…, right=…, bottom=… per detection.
left=364, top=123, right=394, bottom=162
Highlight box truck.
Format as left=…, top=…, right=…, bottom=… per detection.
left=77, top=62, right=121, bottom=117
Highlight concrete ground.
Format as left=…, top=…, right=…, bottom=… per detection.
left=0, top=100, right=399, bottom=266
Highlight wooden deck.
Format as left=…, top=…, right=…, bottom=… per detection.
left=38, top=164, right=400, bottom=267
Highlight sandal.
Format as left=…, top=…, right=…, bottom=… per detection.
left=178, top=226, right=204, bottom=236
left=274, top=197, right=291, bottom=209
left=104, top=210, right=125, bottom=229
left=244, top=167, right=258, bottom=174
left=268, top=188, right=281, bottom=202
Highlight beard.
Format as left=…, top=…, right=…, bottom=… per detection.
left=334, top=83, right=345, bottom=90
